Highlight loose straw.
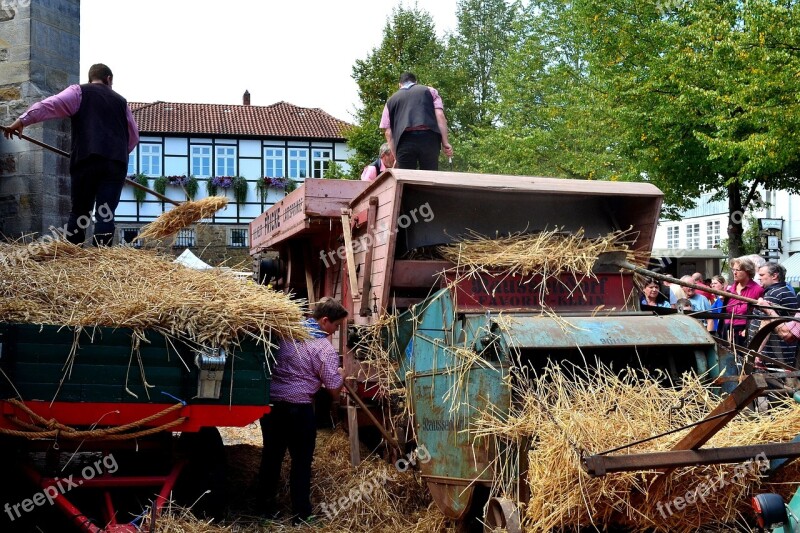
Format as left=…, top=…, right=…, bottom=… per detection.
left=138, top=196, right=230, bottom=241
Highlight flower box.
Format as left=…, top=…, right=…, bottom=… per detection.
left=206, top=176, right=248, bottom=204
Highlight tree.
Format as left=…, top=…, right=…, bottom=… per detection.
left=347, top=6, right=447, bottom=173
left=480, top=0, right=800, bottom=258
left=445, top=0, right=515, bottom=132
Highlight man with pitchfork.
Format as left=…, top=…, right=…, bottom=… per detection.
left=3, top=63, right=139, bottom=246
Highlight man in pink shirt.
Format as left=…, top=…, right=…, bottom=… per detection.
left=258, top=297, right=347, bottom=524
left=380, top=72, right=453, bottom=170
left=360, top=143, right=395, bottom=181
left=3, top=63, right=139, bottom=246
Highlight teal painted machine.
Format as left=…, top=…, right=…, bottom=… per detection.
left=392, top=284, right=725, bottom=524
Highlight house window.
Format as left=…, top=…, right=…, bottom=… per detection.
left=229, top=228, right=248, bottom=248
left=707, top=220, right=721, bottom=248
left=118, top=227, right=140, bottom=248
left=288, top=148, right=308, bottom=179
left=686, top=223, right=700, bottom=249
left=312, top=149, right=332, bottom=178
left=174, top=228, right=196, bottom=248
left=127, top=151, right=136, bottom=175
left=140, top=144, right=162, bottom=176
left=667, top=226, right=679, bottom=249
left=264, top=148, right=285, bottom=177
left=191, top=145, right=212, bottom=177
left=216, top=146, right=237, bottom=176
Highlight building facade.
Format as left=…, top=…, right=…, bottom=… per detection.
left=121, top=97, right=353, bottom=266
left=650, top=189, right=800, bottom=280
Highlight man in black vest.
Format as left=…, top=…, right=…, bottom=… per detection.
left=3, top=63, right=139, bottom=246
left=379, top=72, right=453, bottom=170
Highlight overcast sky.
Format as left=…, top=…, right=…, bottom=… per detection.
left=79, top=0, right=459, bottom=123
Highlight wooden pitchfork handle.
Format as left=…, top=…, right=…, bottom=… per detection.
left=2, top=127, right=180, bottom=206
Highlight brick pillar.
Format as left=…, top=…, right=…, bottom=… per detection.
left=0, top=0, right=79, bottom=240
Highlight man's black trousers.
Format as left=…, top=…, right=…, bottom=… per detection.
left=259, top=401, right=317, bottom=520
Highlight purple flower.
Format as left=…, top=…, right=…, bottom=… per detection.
left=167, top=175, right=189, bottom=186
left=212, top=176, right=234, bottom=189
left=262, top=176, right=289, bottom=189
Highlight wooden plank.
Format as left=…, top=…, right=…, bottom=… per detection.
left=672, top=374, right=767, bottom=451
left=360, top=197, right=379, bottom=317
left=348, top=402, right=361, bottom=466
left=304, top=246, right=316, bottom=305
left=392, top=260, right=451, bottom=288
left=340, top=209, right=360, bottom=301
left=349, top=169, right=663, bottom=206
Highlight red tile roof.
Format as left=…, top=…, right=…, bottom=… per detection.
left=129, top=101, right=350, bottom=140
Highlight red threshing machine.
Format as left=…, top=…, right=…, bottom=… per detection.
left=250, top=170, right=747, bottom=530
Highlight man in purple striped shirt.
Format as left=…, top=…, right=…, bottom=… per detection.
left=3, top=63, right=139, bottom=246
left=259, top=297, right=347, bottom=524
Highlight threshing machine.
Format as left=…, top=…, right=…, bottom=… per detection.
left=249, top=170, right=733, bottom=529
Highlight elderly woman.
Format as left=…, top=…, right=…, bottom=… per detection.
left=639, top=277, right=671, bottom=308
left=721, top=257, right=764, bottom=345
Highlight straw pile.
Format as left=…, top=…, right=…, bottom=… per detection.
left=150, top=428, right=451, bottom=533
left=0, top=239, right=307, bottom=349
left=471, top=362, right=800, bottom=532
left=137, top=196, right=229, bottom=241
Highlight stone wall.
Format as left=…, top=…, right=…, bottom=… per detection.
left=132, top=223, right=253, bottom=272
left=0, top=0, right=78, bottom=240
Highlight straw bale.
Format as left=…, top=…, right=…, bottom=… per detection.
left=0, top=239, right=308, bottom=349
left=137, top=196, right=229, bottom=241
left=471, top=362, right=800, bottom=532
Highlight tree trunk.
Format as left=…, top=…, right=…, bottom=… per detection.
left=727, top=182, right=744, bottom=259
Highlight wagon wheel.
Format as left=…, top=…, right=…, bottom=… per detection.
left=483, top=497, right=522, bottom=533
left=173, top=427, right=227, bottom=519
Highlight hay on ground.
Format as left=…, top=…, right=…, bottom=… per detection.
left=0, top=239, right=307, bottom=349
left=137, top=196, right=229, bottom=241
left=471, top=362, right=800, bottom=532
left=152, top=428, right=451, bottom=533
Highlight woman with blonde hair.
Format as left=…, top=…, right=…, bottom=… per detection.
left=721, top=257, right=764, bottom=345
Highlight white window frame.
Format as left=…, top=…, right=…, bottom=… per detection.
left=127, top=151, right=136, bottom=175
left=288, top=148, right=308, bottom=179
left=264, top=147, right=285, bottom=177
left=686, top=223, right=700, bottom=250
left=215, top=146, right=237, bottom=176
left=228, top=228, right=249, bottom=248
left=312, top=149, right=332, bottom=178
left=667, top=226, right=680, bottom=249
left=191, top=145, right=212, bottom=178
left=140, top=144, right=162, bottom=176
left=706, top=220, right=721, bottom=248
